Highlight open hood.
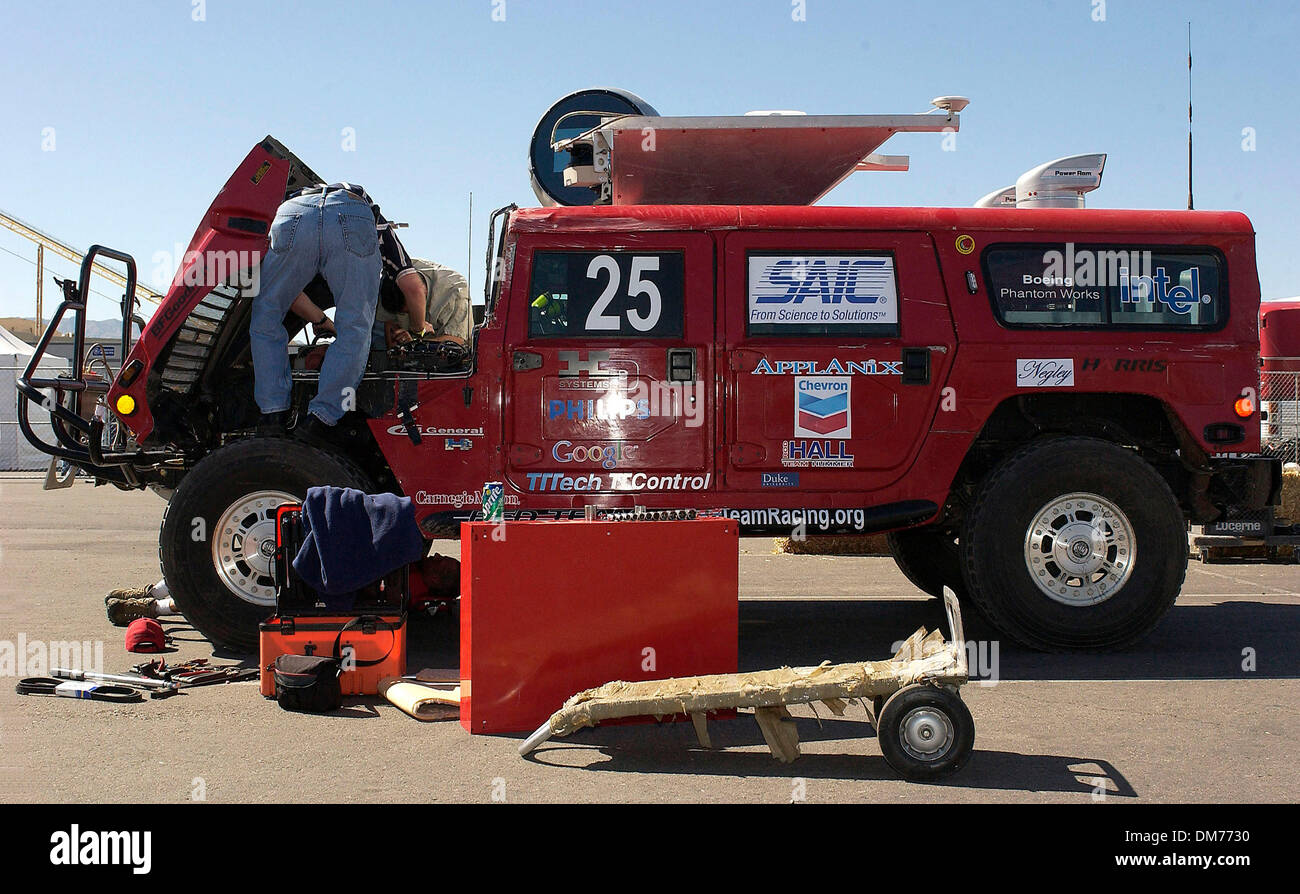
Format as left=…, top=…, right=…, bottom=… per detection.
left=109, top=137, right=324, bottom=441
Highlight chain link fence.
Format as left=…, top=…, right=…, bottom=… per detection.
left=1262, top=367, right=1300, bottom=466
left=1, top=361, right=65, bottom=471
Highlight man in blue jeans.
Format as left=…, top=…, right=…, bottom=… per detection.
left=251, top=183, right=389, bottom=442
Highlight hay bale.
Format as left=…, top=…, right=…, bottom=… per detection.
left=1280, top=464, right=1300, bottom=524
left=773, top=533, right=892, bottom=556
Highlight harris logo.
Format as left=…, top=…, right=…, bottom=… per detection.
left=794, top=376, right=851, bottom=438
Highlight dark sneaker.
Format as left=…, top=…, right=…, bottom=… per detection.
left=107, top=597, right=160, bottom=627
left=256, top=411, right=289, bottom=437
left=293, top=414, right=337, bottom=450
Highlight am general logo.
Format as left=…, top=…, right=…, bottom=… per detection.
left=794, top=376, right=851, bottom=438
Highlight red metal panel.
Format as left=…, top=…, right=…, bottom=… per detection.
left=509, top=205, right=1256, bottom=238
left=609, top=125, right=906, bottom=206
left=460, top=518, right=738, bottom=734
left=109, top=140, right=295, bottom=442
left=1261, top=302, right=1300, bottom=364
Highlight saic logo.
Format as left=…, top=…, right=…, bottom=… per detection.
left=753, top=257, right=892, bottom=305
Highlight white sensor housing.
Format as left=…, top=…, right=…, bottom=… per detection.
left=1014, top=154, right=1107, bottom=208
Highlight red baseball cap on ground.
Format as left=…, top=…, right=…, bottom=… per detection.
left=125, top=618, right=166, bottom=653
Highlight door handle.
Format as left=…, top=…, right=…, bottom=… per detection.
left=667, top=348, right=696, bottom=382
left=901, top=347, right=930, bottom=385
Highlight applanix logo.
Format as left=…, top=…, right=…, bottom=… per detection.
left=794, top=376, right=851, bottom=437
left=752, top=357, right=901, bottom=376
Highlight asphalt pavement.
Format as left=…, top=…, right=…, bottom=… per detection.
left=1, top=476, right=1296, bottom=803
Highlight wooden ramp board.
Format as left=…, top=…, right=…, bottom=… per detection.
left=379, top=678, right=460, bottom=722
left=520, top=590, right=968, bottom=762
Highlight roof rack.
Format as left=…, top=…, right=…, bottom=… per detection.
left=549, top=95, right=968, bottom=206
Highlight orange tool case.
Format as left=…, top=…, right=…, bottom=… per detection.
left=259, top=504, right=408, bottom=697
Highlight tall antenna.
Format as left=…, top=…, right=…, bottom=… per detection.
left=467, top=191, right=473, bottom=297
left=1187, top=21, right=1194, bottom=210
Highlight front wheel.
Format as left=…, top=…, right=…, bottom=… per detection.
left=962, top=437, right=1187, bottom=651
left=160, top=438, right=373, bottom=652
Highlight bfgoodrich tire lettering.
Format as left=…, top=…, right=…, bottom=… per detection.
left=961, top=437, right=1187, bottom=651
left=159, top=438, right=373, bottom=653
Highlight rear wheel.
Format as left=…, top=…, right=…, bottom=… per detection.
left=160, top=438, right=373, bottom=652
left=962, top=437, right=1187, bottom=651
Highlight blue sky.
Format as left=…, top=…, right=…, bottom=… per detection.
left=2, top=0, right=1297, bottom=321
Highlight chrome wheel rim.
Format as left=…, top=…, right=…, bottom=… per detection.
left=212, top=489, right=295, bottom=607
left=1024, top=492, right=1135, bottom=607
left=899, top=707, right=954, bottom=760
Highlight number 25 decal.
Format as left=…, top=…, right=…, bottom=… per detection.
left=585, top=255, right=662, bottom=332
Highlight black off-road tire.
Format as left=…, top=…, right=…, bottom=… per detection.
left=961, top=437, right=1187, bottom=652
left=887, top=526, right=968, bottom=600
left=160, top=438, right=373, bottom=653
left=876, top=684, right=975, bottom=780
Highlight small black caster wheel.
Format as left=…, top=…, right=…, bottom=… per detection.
left=877, top=684, right=974, bottom=780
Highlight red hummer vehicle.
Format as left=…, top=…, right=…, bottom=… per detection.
left=17, top=92, right=1281, bottom=653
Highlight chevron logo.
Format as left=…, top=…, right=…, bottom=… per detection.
left=794, top=376, right=851, bottom=438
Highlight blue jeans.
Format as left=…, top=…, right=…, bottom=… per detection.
left=250, top=191, right=381, bottom=425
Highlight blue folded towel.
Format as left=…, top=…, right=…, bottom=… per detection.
left=292, top=486, right=426, bottom=600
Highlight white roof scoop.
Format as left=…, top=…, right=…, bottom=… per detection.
left=1014, top=153, right=1107, bottom=208
left=973, top=185, right=1016, bottom=208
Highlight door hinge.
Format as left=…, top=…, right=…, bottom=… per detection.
left=730, top=442, right=767, bottom=465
